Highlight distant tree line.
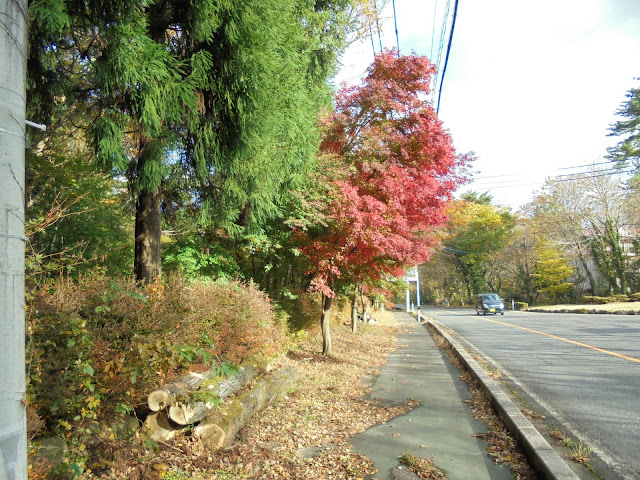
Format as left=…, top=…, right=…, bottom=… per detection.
left=420, top=77, right=640, bottom=306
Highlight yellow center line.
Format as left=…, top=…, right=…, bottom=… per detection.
left=483, top=318, right=640, bottom=364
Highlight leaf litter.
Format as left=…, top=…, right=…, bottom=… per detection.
left=83, top=312, right=537, bottom=480
left=92, top=311, right=420, bottom=479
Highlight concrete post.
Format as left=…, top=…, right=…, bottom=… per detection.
left=0, top=0, right=28, bottom=478
left=416, top=267, right=421, bottom=322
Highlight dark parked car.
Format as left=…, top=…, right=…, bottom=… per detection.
left=476, top=293, right=504, bottom=315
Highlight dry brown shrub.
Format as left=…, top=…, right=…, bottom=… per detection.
left=27, top=273, right=288, bottom=443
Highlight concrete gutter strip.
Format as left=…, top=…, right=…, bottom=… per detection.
left=427, top=318, right=580, bottom=480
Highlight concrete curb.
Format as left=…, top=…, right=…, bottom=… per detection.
left=426, top=318, right=580, bottom=480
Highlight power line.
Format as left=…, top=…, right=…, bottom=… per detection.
left=391, top=0, right=400, bottom=53
left=432, top=0, right=450, bottom=98
left=472, top=178, right=546, bottom=186
left=557, top=160, right=615, bottom=170
left=430, top=0, right=439, bottom=61
left=373, top=0, right=383, bottom=52
left=478, top=182, right=546, bottom=190
left=369, top=23, right=377, bottom=55
left=436, top=0, right=459, bottom=114
left=472, top=173, right=524, bottom=180
left=554, top=166, right=632, bottom=178
left=550, top=168, right=635, bottom=183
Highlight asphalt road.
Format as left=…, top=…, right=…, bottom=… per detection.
left=421, top=306, right=640, bottom=480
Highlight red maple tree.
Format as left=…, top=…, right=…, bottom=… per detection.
left=298, top=50, right=470, bottom=354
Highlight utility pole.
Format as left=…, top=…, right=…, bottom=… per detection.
left=0, top=0, right=28, bottom=478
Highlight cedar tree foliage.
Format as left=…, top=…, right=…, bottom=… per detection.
left=608, top=82, right=640, bottom=171
left=298, top=51, right=469, bottom=352
left=27, top=0, right=353, bottom=283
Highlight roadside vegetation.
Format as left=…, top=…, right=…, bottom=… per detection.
left=29, top=305, right=416, bottom=479
left=418, top=79, right=640, bottom=307
left=419, top=166, right=640, bottom=308
left=20, top=0, right=640, bottom=478
left=25, top=1, right=465, bottom=476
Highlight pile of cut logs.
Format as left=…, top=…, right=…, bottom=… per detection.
left=143, top=363, right=298, bottom=449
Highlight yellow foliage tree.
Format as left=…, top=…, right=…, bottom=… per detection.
left=532, top=239, right=574, bottom=298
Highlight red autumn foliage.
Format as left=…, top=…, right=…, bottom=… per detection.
left=299, top=50, right=470, bottom=296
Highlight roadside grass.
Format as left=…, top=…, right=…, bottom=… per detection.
left=398, top=452, right=447, bottom=479
left=548, top=429, right=594, bottom=465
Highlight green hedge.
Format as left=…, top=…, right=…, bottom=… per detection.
left=581, top=295, right=629, bottom=304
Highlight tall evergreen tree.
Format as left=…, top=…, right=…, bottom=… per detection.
left=608, top=82, right=640, bottom=172
left=28, top=0, right=353, bottom=282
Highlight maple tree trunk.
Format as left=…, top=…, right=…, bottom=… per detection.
left=351, top=284, right=359, bottom=333
left=134, top=188, right=161, bottom=283
left=321, top=295, right=333, bottom=356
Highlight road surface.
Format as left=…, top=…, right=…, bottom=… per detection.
left=421, top=306, right=640, bottom=480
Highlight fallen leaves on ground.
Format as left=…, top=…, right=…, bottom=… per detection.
left=460, top=372, right=536, bottom=480
left=90, top=311, right=420, bottom=479
left=398, top=452, right=447, bottom=479
left=429, top=329, right=536, bottom=480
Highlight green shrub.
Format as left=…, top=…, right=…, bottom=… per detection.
left=581, top=295, right=629, bottom=304
left=584, top=296, right=601, bottom=304
left=514, top=302, right=528, bottom=310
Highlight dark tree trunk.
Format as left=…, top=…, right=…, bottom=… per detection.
left=578, top=254, right=596, bottom=295
left=279, top=264, right=291, bottom=300
left=321, top=294, right=333, bottom=356
left=134, top=188, right=162, bottom=283
left=351, top=284, right=359, bottom=333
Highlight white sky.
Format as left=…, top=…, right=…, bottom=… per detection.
left=334, top=0, right=640, bottom=210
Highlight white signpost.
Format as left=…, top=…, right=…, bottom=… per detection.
left=404, top=267, right=421, bottom=322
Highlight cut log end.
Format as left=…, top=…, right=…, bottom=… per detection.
left=143, top=411, right=178, bottom=442
left=168, top=400, right=216, bottom=425
left=193, top=423, right=226, bottom=449
left=148, top=390, right=173, bottom=411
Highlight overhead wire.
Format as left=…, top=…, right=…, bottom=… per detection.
left=391, top=0, right=400, bottom=52
left=430, top=0, right=439, bottom=61
left=557, top=160, right=616, bottom=170
left=471, top=173, right=523, bottom=180
left=373, top=0, right=384, bottom=52
left=550, top=168, right=635, bottom=183
left=432, top=0, right=451, bottom=100
left=473, top=182, right=548, bottom=190
left=466, top=166, right=634, bottom=197
left=472, top=178, right=546, bottom=186
left=554, top=166, right=632, bottom=178
left=369, top=23, right=377, bottom=55
left=436, top=0, right=459, bottom=114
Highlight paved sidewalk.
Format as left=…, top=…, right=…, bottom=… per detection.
left=351, top=311, right=512, bottom=480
